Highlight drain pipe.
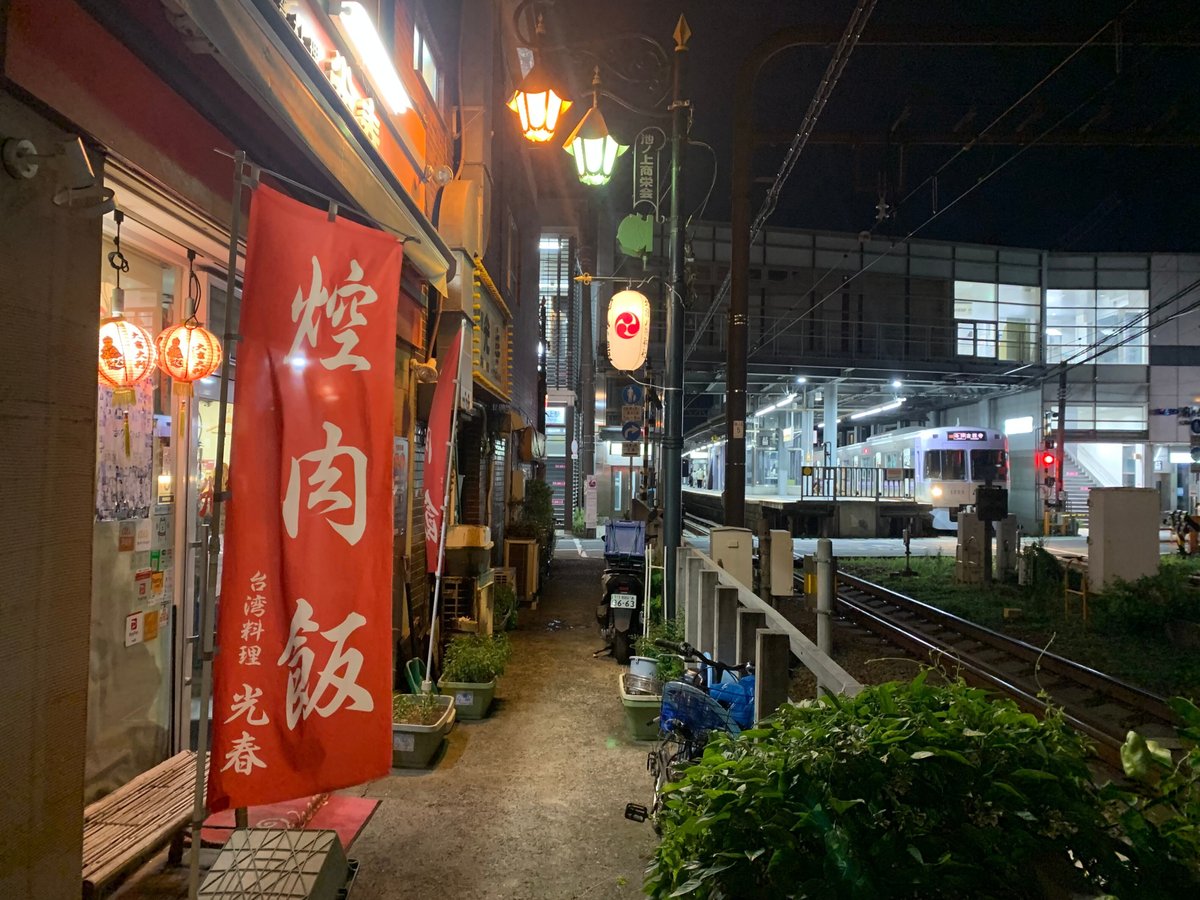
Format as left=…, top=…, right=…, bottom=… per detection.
left=816, top=537, right=833, bottom=655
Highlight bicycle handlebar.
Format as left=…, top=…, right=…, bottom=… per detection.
left=652, top=639, right=749, bottom=675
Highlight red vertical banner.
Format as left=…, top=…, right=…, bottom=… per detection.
left=424, top=327, right=463, bottom=572
left=208, top=185, right=400, bottom=812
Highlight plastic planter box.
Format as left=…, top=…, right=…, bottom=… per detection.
left=619, top=672, right=662, bottom=741
left=438, top=677, right=497, bottom=720
left=392, top=694, right=456, bottom=768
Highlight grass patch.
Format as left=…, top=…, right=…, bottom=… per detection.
left=839, top=553, right=1200, bottom=700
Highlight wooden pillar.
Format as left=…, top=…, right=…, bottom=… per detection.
left=736, top=609, right=767, bottom=666
left=755, top=630, right=791, bottom=722
left=714, top=585, right=739, bottom=665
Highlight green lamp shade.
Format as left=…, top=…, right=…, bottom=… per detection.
left=563, top=105, right=628, bottom=186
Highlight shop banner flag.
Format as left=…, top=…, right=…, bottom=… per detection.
left=208, top=185, right=400, bottom=812
left=424, top=327, right=463, bottom=572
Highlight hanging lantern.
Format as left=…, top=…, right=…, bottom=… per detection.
left=507, top=64, right=572, bottom=143
left=98, top=315, right=157, bottom=404
left=563, top=68, right=627, bottom=186
left=607, top=289, right=651, bottom=371
left=155, top=319, right=223, bottom=396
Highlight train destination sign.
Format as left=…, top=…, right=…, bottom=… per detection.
left=946, top=430, right=987, bottom=441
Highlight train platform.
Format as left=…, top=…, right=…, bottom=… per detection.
left=683, top=486, right=929, bottom=538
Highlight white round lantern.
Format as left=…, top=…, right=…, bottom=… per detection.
left=607, top=289, right=650, bottom=372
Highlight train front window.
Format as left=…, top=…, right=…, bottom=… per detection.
left=924, top=450, right=965, bottom=480
left=971, top=449, right=1008, bottom=482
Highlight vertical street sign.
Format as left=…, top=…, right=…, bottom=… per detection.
left=631, top=127, right=667, bottom=219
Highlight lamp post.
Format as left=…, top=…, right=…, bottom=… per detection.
left=507, top=6, right=691, bottom=619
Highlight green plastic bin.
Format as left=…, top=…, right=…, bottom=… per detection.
left=438, top=677, right=497, bottom=720
left=619, top=672, right=662, bottom=741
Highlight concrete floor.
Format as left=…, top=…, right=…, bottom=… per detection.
left=342, top=554, right=656, bottom=899
left=114, top=556, right=656, bottom=900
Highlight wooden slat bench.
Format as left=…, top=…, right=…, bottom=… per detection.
left=82, top=750, right=206, bottom=899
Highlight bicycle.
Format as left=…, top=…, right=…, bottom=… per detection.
left=625, top=639, right=754, bottom=829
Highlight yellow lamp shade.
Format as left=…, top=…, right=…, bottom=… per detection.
left=563, top=105, right=628, bottom=186
left=507, top=64, right=571, bottom=143
left=98, top=316, right=157, bottom=404
left=155, top=320, right=223, bottom=396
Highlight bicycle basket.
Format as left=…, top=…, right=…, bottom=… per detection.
left=659, top=681, right=739, bottom=738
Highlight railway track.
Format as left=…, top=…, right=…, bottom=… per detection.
left=829, top=571, right=1180, bottom=768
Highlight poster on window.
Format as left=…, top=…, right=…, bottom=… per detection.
left=207, top=185, right=401, bottom=812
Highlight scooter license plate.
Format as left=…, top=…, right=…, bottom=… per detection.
left=610, top=593, right=638, bottom=609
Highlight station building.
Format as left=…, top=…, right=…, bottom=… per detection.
left=607, top=220, right=1200, bottom=532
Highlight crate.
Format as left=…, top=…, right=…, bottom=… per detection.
left=440, top=575, right=494, bottom=636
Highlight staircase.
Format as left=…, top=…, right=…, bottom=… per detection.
left=1060, top=448, right=1105, bottom=527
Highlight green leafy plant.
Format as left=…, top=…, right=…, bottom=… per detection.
left=1093, top=566, right=1200, bottom=634
left=646, top=673, right=1200, bottom=899
left=634, top=617, right=684, bottom=683
left=391, top=691, right=444, bottom=726
left=510, top=477, right=556, bottom=572
left=441, top=633, right=511, bottom=684
left=572, top=506, right=586, bottom=536
left=493, top=583, right=518, bottom=631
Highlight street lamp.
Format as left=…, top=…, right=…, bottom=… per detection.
left=563, top=70, right=629, bottom=186
left=509, top=3, right=691, bottom=619
left=507, top=16, right=572, bottom=143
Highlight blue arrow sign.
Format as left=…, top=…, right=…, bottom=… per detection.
left=622, top=421, right=643, bottom=441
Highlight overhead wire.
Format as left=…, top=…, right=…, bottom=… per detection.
left=753, top=1, right=1145, bottom=355
left=751, top=24, right=1180, bottom=359
left=684, top=0, right=878, bottom=361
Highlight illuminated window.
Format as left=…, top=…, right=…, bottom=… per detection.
left=412, top=23, right=441, bottom=106
left=954, top=281, right=1040, bottom=362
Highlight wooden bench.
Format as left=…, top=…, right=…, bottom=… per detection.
left=82, top=750, right=206, bottom=899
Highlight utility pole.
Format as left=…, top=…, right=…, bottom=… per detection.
left=662, top=15, right=690, bottom=619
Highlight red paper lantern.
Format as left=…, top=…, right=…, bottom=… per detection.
left=155, top=320, right=223, bottom=396
left=98, top=315, right=157, bottom=404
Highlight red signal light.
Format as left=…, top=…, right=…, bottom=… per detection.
left=1041, top=451, right=1057, bottom=467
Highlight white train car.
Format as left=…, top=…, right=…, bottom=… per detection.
left=836, top=426, right=1009, bottom=530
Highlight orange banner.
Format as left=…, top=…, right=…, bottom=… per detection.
left=208, top=185, right=400, bottom=812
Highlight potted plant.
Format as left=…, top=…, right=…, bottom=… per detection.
left=391, top=691, right=455, bottom=768
left=438, top=633, right=512, bottom=719
left=493, top=582, right=518, bottom=631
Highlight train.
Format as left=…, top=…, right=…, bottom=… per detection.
left=835, top=425, right=1009, bottom=530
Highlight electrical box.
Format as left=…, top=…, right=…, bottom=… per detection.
left=509, top=469, right=526, bottom=502
left=709, top=527, right=753, bottom=589
left=1088, top=488, right=1159, bottom=589
left=955, top=512, right=987, bottom=583
left=768, top=529, right=794, bottom=597
left=975, top=485, right=1008, bottom=521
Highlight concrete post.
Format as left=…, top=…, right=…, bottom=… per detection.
left=697, top=568, right=718, bottom=655
left=755, top=630, right=791, bottom=721
left=736, top=609, right=767, bottom=666
left=714, top=585, right=739, bottom=664
left=816, top=537, right=833, bottom=656
left=684, top=554, right=702, bottom=646
left=823, top=382, right=838, bottom=460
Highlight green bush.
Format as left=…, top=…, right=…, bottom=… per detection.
left=1093, top=567, right=1200, bottom=634
left=572, top=507, right=586, bottom=536
left=441, top=633, right=511, bottom=684
left=646, top=673, right=1200, bottom=899
left=391, top=691, right=444, bottom=726
left=634, top=617, right=684, bottom=682
left=510, top=477, right=556, bottom=571
left=493, top=583, right=518, bottom=631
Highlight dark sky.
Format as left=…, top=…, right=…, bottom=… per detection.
left=541, top=0, right=1200, bottom=252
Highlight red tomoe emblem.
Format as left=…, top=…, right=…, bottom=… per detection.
left=615, top=311, right=641, bottom=339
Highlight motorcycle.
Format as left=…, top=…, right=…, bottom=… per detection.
left=596, top=520, right=646, bottom=664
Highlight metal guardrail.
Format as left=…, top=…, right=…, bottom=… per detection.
left=746, top=466, right=917, bottom=501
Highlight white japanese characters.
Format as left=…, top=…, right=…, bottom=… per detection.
left=287, top=256, right=378, bottom=371
left=277, top=598, right=374, bottom=730
left=282, top=421, right=368, bottom=546
left=224, top=571, right=270, bottom=776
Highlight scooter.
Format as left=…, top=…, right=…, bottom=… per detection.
left=596, top=520, right=646, bottom=664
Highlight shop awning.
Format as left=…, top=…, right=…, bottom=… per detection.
left=174, top=0, right=454, bottom=294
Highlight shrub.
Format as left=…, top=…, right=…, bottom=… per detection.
left=646, top=673, right=1200, bottom=899
left=493, top=583, right=518, bottom=631
left=1094, top=567, right=1200, bottom=634
left=441, top=633, right=511, bottom=684
left=391, top=691, right=444, bottom=726
left=634, top=617, right=684, bottom=683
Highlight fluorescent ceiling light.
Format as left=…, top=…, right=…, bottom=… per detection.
left=1004, top=415, right=1034, bottom=436
left=753, top=392, right=796, bottom=418
left=849, top=398, right=906, bottom=421
left=333, top=2, right=412, bottom=114
left=1169, top=451, right=1194, bottom=464
left=1045, top=328, right=1063, bottom=336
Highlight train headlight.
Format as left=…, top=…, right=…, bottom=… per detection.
left=931, top=485, right=944, bottom=499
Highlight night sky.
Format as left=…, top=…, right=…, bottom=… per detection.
left=540, top=0, right=1200, bottom=252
